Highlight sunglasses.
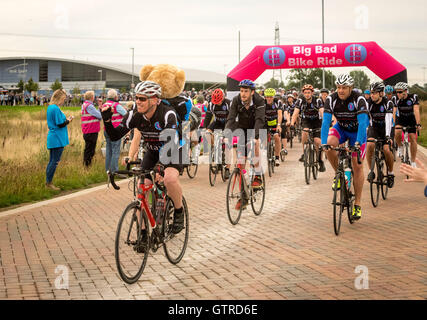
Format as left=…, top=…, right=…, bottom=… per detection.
left=396, top=91, right=404, bottom=94
left=135, top=96, right=149, bottom=102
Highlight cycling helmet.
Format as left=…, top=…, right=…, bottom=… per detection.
left=370, top=82, right=385, bottom=93
left=335, top=74, right=354, bottom=86
left=364, top=90, right=371, bottom=95
left=287, top=94, right=294, bottom=99
left=385, top=85, right=394, bottom=94
left=394, top=82, right=409, bottom=90
left=134, top=81, right=162, bottom=97
left=320, top=88, right=329, bottom=94
left=302, top=84, right=314, bottom=92
left=189, top=106, right=202, bottom=131
left=211, top=88, right=224, bottom=105
left=238, top=79, right=256, bottom=90
left=264, top=88, right=276, bottom=97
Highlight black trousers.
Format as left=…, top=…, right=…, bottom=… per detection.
left=83, top=132, right=99, bottom=166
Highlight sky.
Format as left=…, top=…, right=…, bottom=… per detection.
left=1, top=0, right=426, bottom=86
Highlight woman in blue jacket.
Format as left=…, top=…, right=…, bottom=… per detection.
left=46, top=89, right=73, bottom=190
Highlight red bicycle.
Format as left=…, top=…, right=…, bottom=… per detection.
left=109, top=162, right=189, bottom=284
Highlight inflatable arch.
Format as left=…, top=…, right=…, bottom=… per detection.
left=226, top=41, right=407, bottom=98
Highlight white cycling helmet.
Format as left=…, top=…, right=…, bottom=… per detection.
left=335, top=74, right=354, bottom=86
left=134, top=81, right=162, bottom=97
left=394, top=82, right=409, bottom=90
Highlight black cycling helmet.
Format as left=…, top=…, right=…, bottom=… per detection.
left=189, top=107, right=202, bottom=131
left=370, top=81, right=385, bottom=93
left=320, top=88, right=329, bottom=94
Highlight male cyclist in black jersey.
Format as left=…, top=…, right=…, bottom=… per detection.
left=204, top=88, right=232, bottom=179
left=225, top=79, right=265, bottom=210
left=393, top=82, right=422, bottom=168
left=366, top=82, right=395, bottom=187
left=291, top=84, right=326, bottom=172
left=101, top=81, right=186, bottom=234
left=321, top=74, right=369, bottom=220
left=264, top=88, right=282, bottom=167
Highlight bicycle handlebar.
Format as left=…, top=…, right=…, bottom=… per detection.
left=320, top=145, right=362, bottom=164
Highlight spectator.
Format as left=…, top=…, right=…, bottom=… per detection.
left=81, top=90, right=102, bottom=167
left=400, top=159, right=427, bottom=197
left=45, top=89, right=73, bottom=190
left=102, top=89, right=127, bottom=173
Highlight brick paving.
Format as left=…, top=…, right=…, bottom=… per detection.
left=0, top=143, right=426, bottom=300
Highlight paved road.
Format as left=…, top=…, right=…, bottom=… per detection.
left=0, top=143, right=426, bottom=300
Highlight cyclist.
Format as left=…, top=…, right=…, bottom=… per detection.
left=278, top=95, right=290, bottom=157
left=385, top=85, right=396, bottom=104
left=264, top=88, right=281, bottom=167
left=290, top=84, right=326, bottom=172
left=225, top=79, right=265, bottom=210
left=366, top=82, right=395, bottom=187
left=317, top=88, right=329, bottom=109
left=101, top=81, right=186, bottom=234
left=204, top=88, right=232, bottom=179
left=393, top=82, right=421, bottom=167
left=364, top=89, right=371, bottom=101
left=321, top=74, right=369, bottom=220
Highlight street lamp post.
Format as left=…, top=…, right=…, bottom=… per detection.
left=130, top=48, right=135, bottom=94
left=322, top=0, right=325, bottom=89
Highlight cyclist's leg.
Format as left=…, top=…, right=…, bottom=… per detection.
left=394, top=120, right=403, bottom=147
left=349, top=132, right=366, bottom=207
left=366, top=127, right=376, bottom=170
left=325, top=123, right=343, bottom=172
left=383, top=143, right=394, bottom=173
left=409, top=132, right=418, bottom=163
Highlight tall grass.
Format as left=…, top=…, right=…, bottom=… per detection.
left=0, top=105, right=124, bottom=209
left=418, top=101, right=427, bottom=148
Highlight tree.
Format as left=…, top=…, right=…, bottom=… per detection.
left=50, top=79, right=63, bottom=91
left=285, top=69, right=336, bottom=90
left=17, top=79, right=25, bottom=93
left=72, top=86, right=81, bottom=106
left=24, top=77, right=39, bottom=93
left=410, top=84, right=427, bottom=100
left=263, top=77, right=285, bottom=89
left=120, top=87, right=127, bottom=94
left=349, top=70, right=370, bottom=91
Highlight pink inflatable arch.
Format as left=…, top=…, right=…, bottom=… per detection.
left=227, top=41, right=407, bottom=97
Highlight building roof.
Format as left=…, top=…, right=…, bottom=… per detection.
left=0, top=57, right=226, bottom=84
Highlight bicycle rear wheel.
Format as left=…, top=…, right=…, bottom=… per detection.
left=115, top=202, right=150, bottom=284
left=162, top=196, right=189, bottom=264
left=209, top=163, right=217, bottom=187
left=312, top=145, right=318, bottom=180
left=226, top=168, right=244, bottom=225
left=332, top=173, right=344, bottom=236
left=304, top=144, right=311, bottom=185
left=250, top=173, right=265, bottom=216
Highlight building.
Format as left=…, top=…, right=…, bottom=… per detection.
left=0, top=57, right=226, bottom=95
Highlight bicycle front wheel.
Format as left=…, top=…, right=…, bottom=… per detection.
left=115, top=202, right=150, bottom=284
left=370, top=158, right=380, bottom=208
left=332, top=173, right=344, bottom=236
left=304, top=145, right=311, bottom=185
left=162, top=196, right=189, bottom=264
left=226, top=168, right=244, bottom=225
left=380, top=158, right=389, bottom=200
left=312, top=146, right=318, bottom=180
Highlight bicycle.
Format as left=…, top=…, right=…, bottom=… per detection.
left=368, top=138, right=391, bottom=207
left=287, top=123, right=295, bottom=149
left=398, top=126, right=417, bottom=169
left=183, top=141, right=199, bottom=179
left=266, top=128, right=276, bottom=177
left=207, top=130, right=228, bottom=186
left=323, top=145, right=361, bottom=236
left=226, top=140, right=266, bottom=225
left=108, top=162, right=189, bottom=284
left=302, top=128, right=321, bottom=185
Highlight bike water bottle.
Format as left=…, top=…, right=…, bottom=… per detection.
left=344, top=168, right=352, bottom=189
left=242, top=169, right=249, bottom=185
